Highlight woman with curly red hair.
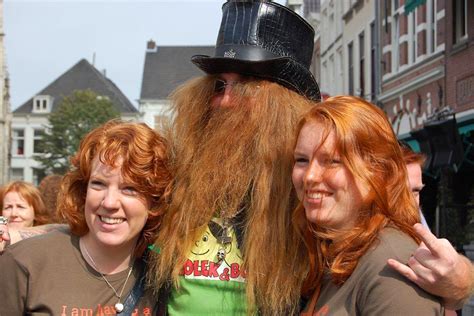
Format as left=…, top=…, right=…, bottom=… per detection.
left=292, top=96, right=443, bottom=314
left=0, top=120, right=172, bottom=314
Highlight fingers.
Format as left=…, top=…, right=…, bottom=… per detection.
left=0, top=224, right=10, bottom=242
left=411, top=242, right=440, bottom=270
left=413, top=223, right=442, bottom=255
left=406, top=255, right=437, bottom=285
left=387, top=258, right=420, bottom=284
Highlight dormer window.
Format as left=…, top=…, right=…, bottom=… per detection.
left=33, top=95, right=53, bottom=113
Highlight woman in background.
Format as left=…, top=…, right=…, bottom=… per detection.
left=293, top=96, right=443, bottom=315
left=1, top=180, right=49, bottom=228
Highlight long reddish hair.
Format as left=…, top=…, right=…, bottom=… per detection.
left=292, top=96, right=421, bottom=296
left=57, top=119, right=172, bottom=256
left=1, top=181, right=50, bottom=226
left=149, top=76, right=312, bottom=315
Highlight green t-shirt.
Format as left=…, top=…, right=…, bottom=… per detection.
left=168, top=218, right=247, bottom=315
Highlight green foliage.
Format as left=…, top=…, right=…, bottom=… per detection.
left=34, top=90, right=120, bottom=174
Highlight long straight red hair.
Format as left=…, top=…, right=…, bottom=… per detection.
left=292, top=96, right=421, bottom=295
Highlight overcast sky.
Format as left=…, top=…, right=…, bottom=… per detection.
left=4, top=0, right=228, bottom=109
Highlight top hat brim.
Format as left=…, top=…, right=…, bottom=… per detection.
left=191, top=55, right=321, bottom=101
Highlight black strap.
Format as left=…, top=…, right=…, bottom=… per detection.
left=119, top=261, right=146, bottom=316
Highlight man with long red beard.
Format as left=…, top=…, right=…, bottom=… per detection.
left=149, top=2, right=318, bottom=314
left=148, top=1, right=320, bottom=315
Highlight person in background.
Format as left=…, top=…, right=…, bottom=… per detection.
left=0, top=120, right=172, bottom=314
left=1, top=180, right=50, bottom=228
left=398, top=144, right=473, bottom=315
left=293, top=96, right=443, bottom=314
left=37, top=174, right=64, bottom=223
left=401, top=144, right=430, bottom=228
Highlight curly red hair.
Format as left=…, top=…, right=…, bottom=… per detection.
left=1, top=181, right=50, bottom=226
left=293, top=96, right=421, bottom=295
left=57, top=119, right=172, bottom=256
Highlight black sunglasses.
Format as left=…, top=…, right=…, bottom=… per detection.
left=214, top=79, right=238, bottom=94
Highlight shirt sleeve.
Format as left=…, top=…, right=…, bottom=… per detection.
left=0, top=248, right=28, bottom=314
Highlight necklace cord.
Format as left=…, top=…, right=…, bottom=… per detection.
left=81, top=240, right=134, bottom=305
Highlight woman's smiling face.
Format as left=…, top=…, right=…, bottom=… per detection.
left=292, top=121, right=366, bottom=230
left=84, top=157, right=150, bottom=251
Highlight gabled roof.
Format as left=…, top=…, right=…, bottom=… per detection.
left=14, top=59, right=137, bottom=114
left=140, top=46, right=215, bottom=100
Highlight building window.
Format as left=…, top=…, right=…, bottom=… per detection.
left=32, top=168, right=46, bottom=186
left=370, top=22, right=376, bottom=100
left=12, top=129, right=25, bottom=156
left=337, top=49, right=343, bottom=93
left=329, top=54, right=334, bottom=95
left=359, top=31, right=365, bottom=98
left=32, top=95, right=52, bottom=113
left=453, top=0, right=467, bottom=45
left=411, top=12, right=417, bottom=62
left=303, top=0, right=320, bottom=16
left=10, top=168, right=23, bottom=181
left=348, top=42, right=354, bottom=95
left=429, top=0, right=436, bottom=53
left=392, top=13, right=400, bottom=72
left=33, top=129, right=45, bottom=154
left=393, top=0, right=399, bottom=10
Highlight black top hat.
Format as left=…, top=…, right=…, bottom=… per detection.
left=191, top=0, right=321, bottom=101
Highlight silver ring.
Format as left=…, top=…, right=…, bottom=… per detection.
left=0, top=216, right=8, bottom=225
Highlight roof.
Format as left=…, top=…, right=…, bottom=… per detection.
left=140, top=46, right=215, bottom=100
left=14, top=59, right=137, bottom=114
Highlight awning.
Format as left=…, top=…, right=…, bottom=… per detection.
left=404, top=0, right=426, bottom=15
left=405, top=139, right=421, bottom=153
left=403, top=122, right=474, bottom=152
left=459, top=122, right=474, bottom=135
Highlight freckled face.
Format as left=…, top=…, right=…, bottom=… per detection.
left=292, top=122, right=367, bottom=230
left=84, top=157, right=150, bottom=251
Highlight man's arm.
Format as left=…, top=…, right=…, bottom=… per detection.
left=387, top=223, right=474, bottom=310
left=1, top=223, right=69, bottom=252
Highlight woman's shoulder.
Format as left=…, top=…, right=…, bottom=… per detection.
left=368, top=227, right=417, bottom=265
left=354, top=227, right=443, bottom=314
left=354, top=227, right=419, bottom=293
left=3, top=230, right=74, bottom=262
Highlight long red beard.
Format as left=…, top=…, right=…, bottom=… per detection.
left=179, top=103, right=263, bottom=219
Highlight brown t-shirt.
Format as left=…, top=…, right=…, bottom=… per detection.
left=302, top=228, right=444, bottom=316
left=0, top=231, right=157, bottom=315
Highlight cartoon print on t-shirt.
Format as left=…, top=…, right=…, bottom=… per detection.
left=184, top=218, right=245, bottom=282
left=189, top=218, right=242, bottom=265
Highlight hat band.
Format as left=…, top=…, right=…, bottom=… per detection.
left=215, top=45, right=282, bottom=62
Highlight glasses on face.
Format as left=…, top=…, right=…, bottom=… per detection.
left=213, top=79, right=239, bottom=94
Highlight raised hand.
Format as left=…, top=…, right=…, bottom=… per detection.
left=387, top=223, right=474, bottom=310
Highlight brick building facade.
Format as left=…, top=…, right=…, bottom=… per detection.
left=378, top=4, right=474, bottom=305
